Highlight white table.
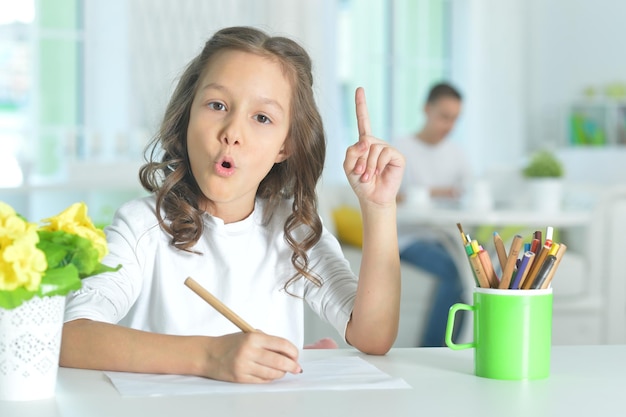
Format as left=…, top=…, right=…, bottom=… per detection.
left=397, top=203, right=592, bottom=228
left=1, top=346, right=623, bottom=417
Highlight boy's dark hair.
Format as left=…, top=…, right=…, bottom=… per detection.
left=426, top=82, right=462, bottom=104
left=139, top=26, right=326, bottom=289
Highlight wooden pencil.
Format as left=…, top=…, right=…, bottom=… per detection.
left=469, top=253, right=491, bottom=288
left=498, top=235, right=523, bottom=289
left=457, top=223, right=469, bottom=245
left=522, top=243, right=552, bottom=290
left=493, top=232, right=508, bottom=272
left=478, top=249, right=499, bottom=288
left=541, top=243, right=567, bottom=289
left=184, top=277, right=255, bottom=333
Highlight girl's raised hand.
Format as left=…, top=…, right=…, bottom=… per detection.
left=343, top=87, right=405, bottom=207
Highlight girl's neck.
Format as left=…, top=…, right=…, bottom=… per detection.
left=202, top=198, right=255, bottom=224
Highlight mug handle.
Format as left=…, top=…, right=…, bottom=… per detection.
left=445, top=303, right=475, bottom=350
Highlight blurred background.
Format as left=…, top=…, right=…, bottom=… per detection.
left=1, top=0, right=626, bottom=222
left=2, top=0, right=626, bottom=346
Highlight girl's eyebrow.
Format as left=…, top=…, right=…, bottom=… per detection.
left=200, top=82, right=285, bottom=115
left=200, top=82, right=227, bottom=93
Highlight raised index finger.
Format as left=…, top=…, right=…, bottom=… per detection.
left=355, top=87, right=372, bottom=137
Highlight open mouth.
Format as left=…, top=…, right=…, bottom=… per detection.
left=215, top=156, right=236, bottom=176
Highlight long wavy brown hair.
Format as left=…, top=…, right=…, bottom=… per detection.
left=139, top=26, right=326, bottom=290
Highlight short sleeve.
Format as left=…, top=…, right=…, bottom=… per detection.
left=303, top=228, right=358, bottom=342
left=63, top=198, right=155, bottom=324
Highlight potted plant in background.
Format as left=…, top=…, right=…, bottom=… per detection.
left=0, top=202, right=119, bottom=401
left=522, top=150, right=565, bottom=213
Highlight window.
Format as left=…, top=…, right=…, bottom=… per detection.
left=337, top=0, right=450, bottom=144
left=32, top=0, right=83, bottom=184
left=0, top=0, right=82, bottom=187
left=0, top=1, right=34, bottom=186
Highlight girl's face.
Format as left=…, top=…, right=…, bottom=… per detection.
left=187, top=50, right=292, bottom=223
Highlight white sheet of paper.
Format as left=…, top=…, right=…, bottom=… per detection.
left=105, top=356, right=411, bottom=397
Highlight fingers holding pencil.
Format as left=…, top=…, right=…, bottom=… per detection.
left=184, top=277, right=302, bottom=382
left=205, top=332, right=302, bottom=383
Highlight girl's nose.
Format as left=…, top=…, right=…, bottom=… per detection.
left=220, top=114, right=242, bottom=146
left=222, top=134, right=240, bottom=146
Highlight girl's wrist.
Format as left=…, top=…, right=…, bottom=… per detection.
left=359, top=202, right=397, bottom=224
left=181, top=335, right=216, bottom=377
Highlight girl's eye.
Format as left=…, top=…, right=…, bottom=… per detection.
left=208, top=102, right=226, bottom=111
left=255, top=114, right=271, bottom=124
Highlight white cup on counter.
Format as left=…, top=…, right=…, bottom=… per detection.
left=405, top=186, right=432, bottom=210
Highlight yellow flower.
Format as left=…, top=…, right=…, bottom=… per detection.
left=0, top=202, right=47, bottom=291
left=40, top=202, right=108, bottom=261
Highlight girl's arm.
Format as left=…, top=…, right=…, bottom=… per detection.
left=343, top=87, right=406, bottom=355
left=60, top=319, right=301, bottom=383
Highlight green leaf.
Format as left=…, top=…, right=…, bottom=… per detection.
left=37, top=230, right=101, bottom=277
left=0, top=287, right=37, bottom=310
left=91, top=262, right=122, bottom=275
left=1, top=229, right=122, bottom=310
left=37, top=264, right=82, bottom=298
left=522, top=151, right=564, bottom=178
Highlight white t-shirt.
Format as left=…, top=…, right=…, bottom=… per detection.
left=394, top=135, right=471, bottom=250
left=64, top=196, right=358, bottom=348
left=395, top=134, right=470, bottom=193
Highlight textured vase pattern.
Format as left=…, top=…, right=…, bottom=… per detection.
left=0, top=295, right=66, bottom=401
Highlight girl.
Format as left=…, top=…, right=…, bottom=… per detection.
left=60, top=26, right=405, bottom=384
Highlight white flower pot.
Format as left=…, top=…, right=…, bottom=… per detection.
left=528, top=178, right=563, bottom=213
left=0, top=295, right=66, bottom=401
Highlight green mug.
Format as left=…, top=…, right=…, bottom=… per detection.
left=445, top=288, right=553, bottom=380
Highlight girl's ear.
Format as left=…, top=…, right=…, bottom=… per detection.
left=274, top=141, right=291, bottom=163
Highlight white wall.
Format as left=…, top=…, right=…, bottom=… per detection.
left=83, top=0, right=131, bottom=160
left=450, top=0, right=529, bottom=178
left=527, top=0, right=626, bottom=150
left=83, top=0, right=626, bottom=185
left=451, top=0, right=626, bottom=184
left=527, top=0, right=626, bottom=184
left=83, top=0, right=345, bottom=181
